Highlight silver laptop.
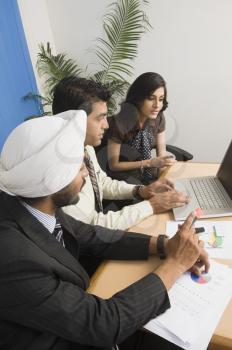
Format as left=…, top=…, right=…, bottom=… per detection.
left=173, top=140, right=232, bottom=220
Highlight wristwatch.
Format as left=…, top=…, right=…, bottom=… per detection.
left=156, top=234, right=168, bottom=260
left=132, top=185, right=144, bottom=200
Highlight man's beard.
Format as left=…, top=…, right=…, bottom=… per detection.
left=52, top=191, right=80, bottom=208
left=52, top=179, right=86, bottom=208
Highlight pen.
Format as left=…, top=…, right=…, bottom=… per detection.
left=191, top=208, right=204, bottom=233
left=191, top=216, right=197, bottom=226
left=195, top=227, right=205, bottom=234
left=191, top=217, right=205, bottom=233
left=191, top=215, right=199, bottom=228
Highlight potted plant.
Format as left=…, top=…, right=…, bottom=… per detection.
left=33, top=0, right=151, bottom=115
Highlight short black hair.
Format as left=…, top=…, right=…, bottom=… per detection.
left=52, top=76, right=111, bottom=115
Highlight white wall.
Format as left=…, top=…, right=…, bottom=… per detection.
left=17, top=0, right=57, bottom=96
left=19, top=0, right=232, bottom=162
left=46, top=0, right=107, bottom=75
left=134, top=0, right=232, bottom=162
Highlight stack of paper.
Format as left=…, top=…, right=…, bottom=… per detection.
left=144, top=261, right=232, bottom=350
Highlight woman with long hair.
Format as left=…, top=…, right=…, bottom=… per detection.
left=107, top=72, right=175, bottom=185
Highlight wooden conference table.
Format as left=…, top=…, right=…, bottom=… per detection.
left=88, top=162, right=232, bottom=350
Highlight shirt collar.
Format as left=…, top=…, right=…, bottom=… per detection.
left=21, top=201, right=56, bottom=233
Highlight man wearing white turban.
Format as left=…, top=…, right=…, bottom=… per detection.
left=0, top=110, right=87, bottom=197
left=0, top=111, right=209, bottom=350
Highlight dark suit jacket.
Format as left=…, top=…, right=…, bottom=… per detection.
left=0, top=192, right=170, bottom=350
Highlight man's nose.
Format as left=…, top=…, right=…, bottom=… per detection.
left=103, top=117, right=109, bottom=129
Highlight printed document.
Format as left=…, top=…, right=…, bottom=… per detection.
left=144, top=260, right=232, bottom=349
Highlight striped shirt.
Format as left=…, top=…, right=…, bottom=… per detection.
left=22, top=201, right=56, bottom=234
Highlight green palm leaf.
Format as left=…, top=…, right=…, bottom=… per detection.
left=35, top=1, right=151, bottom=115
left=95, top=0, right=151, bottom=84
left=91, top=71, right=129, bottom=115
left=37, top=42, right=83, bottom=94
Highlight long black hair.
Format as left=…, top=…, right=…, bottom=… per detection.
left=126, top=72, right=168, bottom=111
left=113, top=72, right=168, bottom=140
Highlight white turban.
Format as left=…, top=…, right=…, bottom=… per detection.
left=0, top=110, right=87, bottom=197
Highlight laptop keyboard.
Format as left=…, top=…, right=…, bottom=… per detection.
left=190, top=177, right=231, bottom=210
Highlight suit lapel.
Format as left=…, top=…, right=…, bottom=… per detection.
left=3, top=194, right=89, bottom=289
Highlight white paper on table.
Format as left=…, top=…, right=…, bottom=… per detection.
left=144, top=260, right=232, bottom=348
left=166, top=221, right=232, bottom=259
left=146, top=281, right=232, bottom=350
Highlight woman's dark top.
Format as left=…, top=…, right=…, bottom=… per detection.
left=107, top=112, right=165, bottom=185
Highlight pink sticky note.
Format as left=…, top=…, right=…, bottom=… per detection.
left=194, top=207, right=203, bottom=218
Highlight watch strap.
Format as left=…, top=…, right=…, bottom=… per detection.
left=156, top=234, right=168, bottom=260
left=132, top=185, right=143, bottom=200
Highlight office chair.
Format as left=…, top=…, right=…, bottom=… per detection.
left=164, top=144, right=193, bottom=162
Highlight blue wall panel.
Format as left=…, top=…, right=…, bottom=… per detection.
left=0, top=0, right=41, bottom=150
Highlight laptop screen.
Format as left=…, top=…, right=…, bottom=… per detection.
left=217, top=140, right=232, bottom=199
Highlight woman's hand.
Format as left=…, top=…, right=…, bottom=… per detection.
left=149, top=155, right=176, bottom=168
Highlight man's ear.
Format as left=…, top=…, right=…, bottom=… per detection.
left=79, top=101, right=92, bottom=115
